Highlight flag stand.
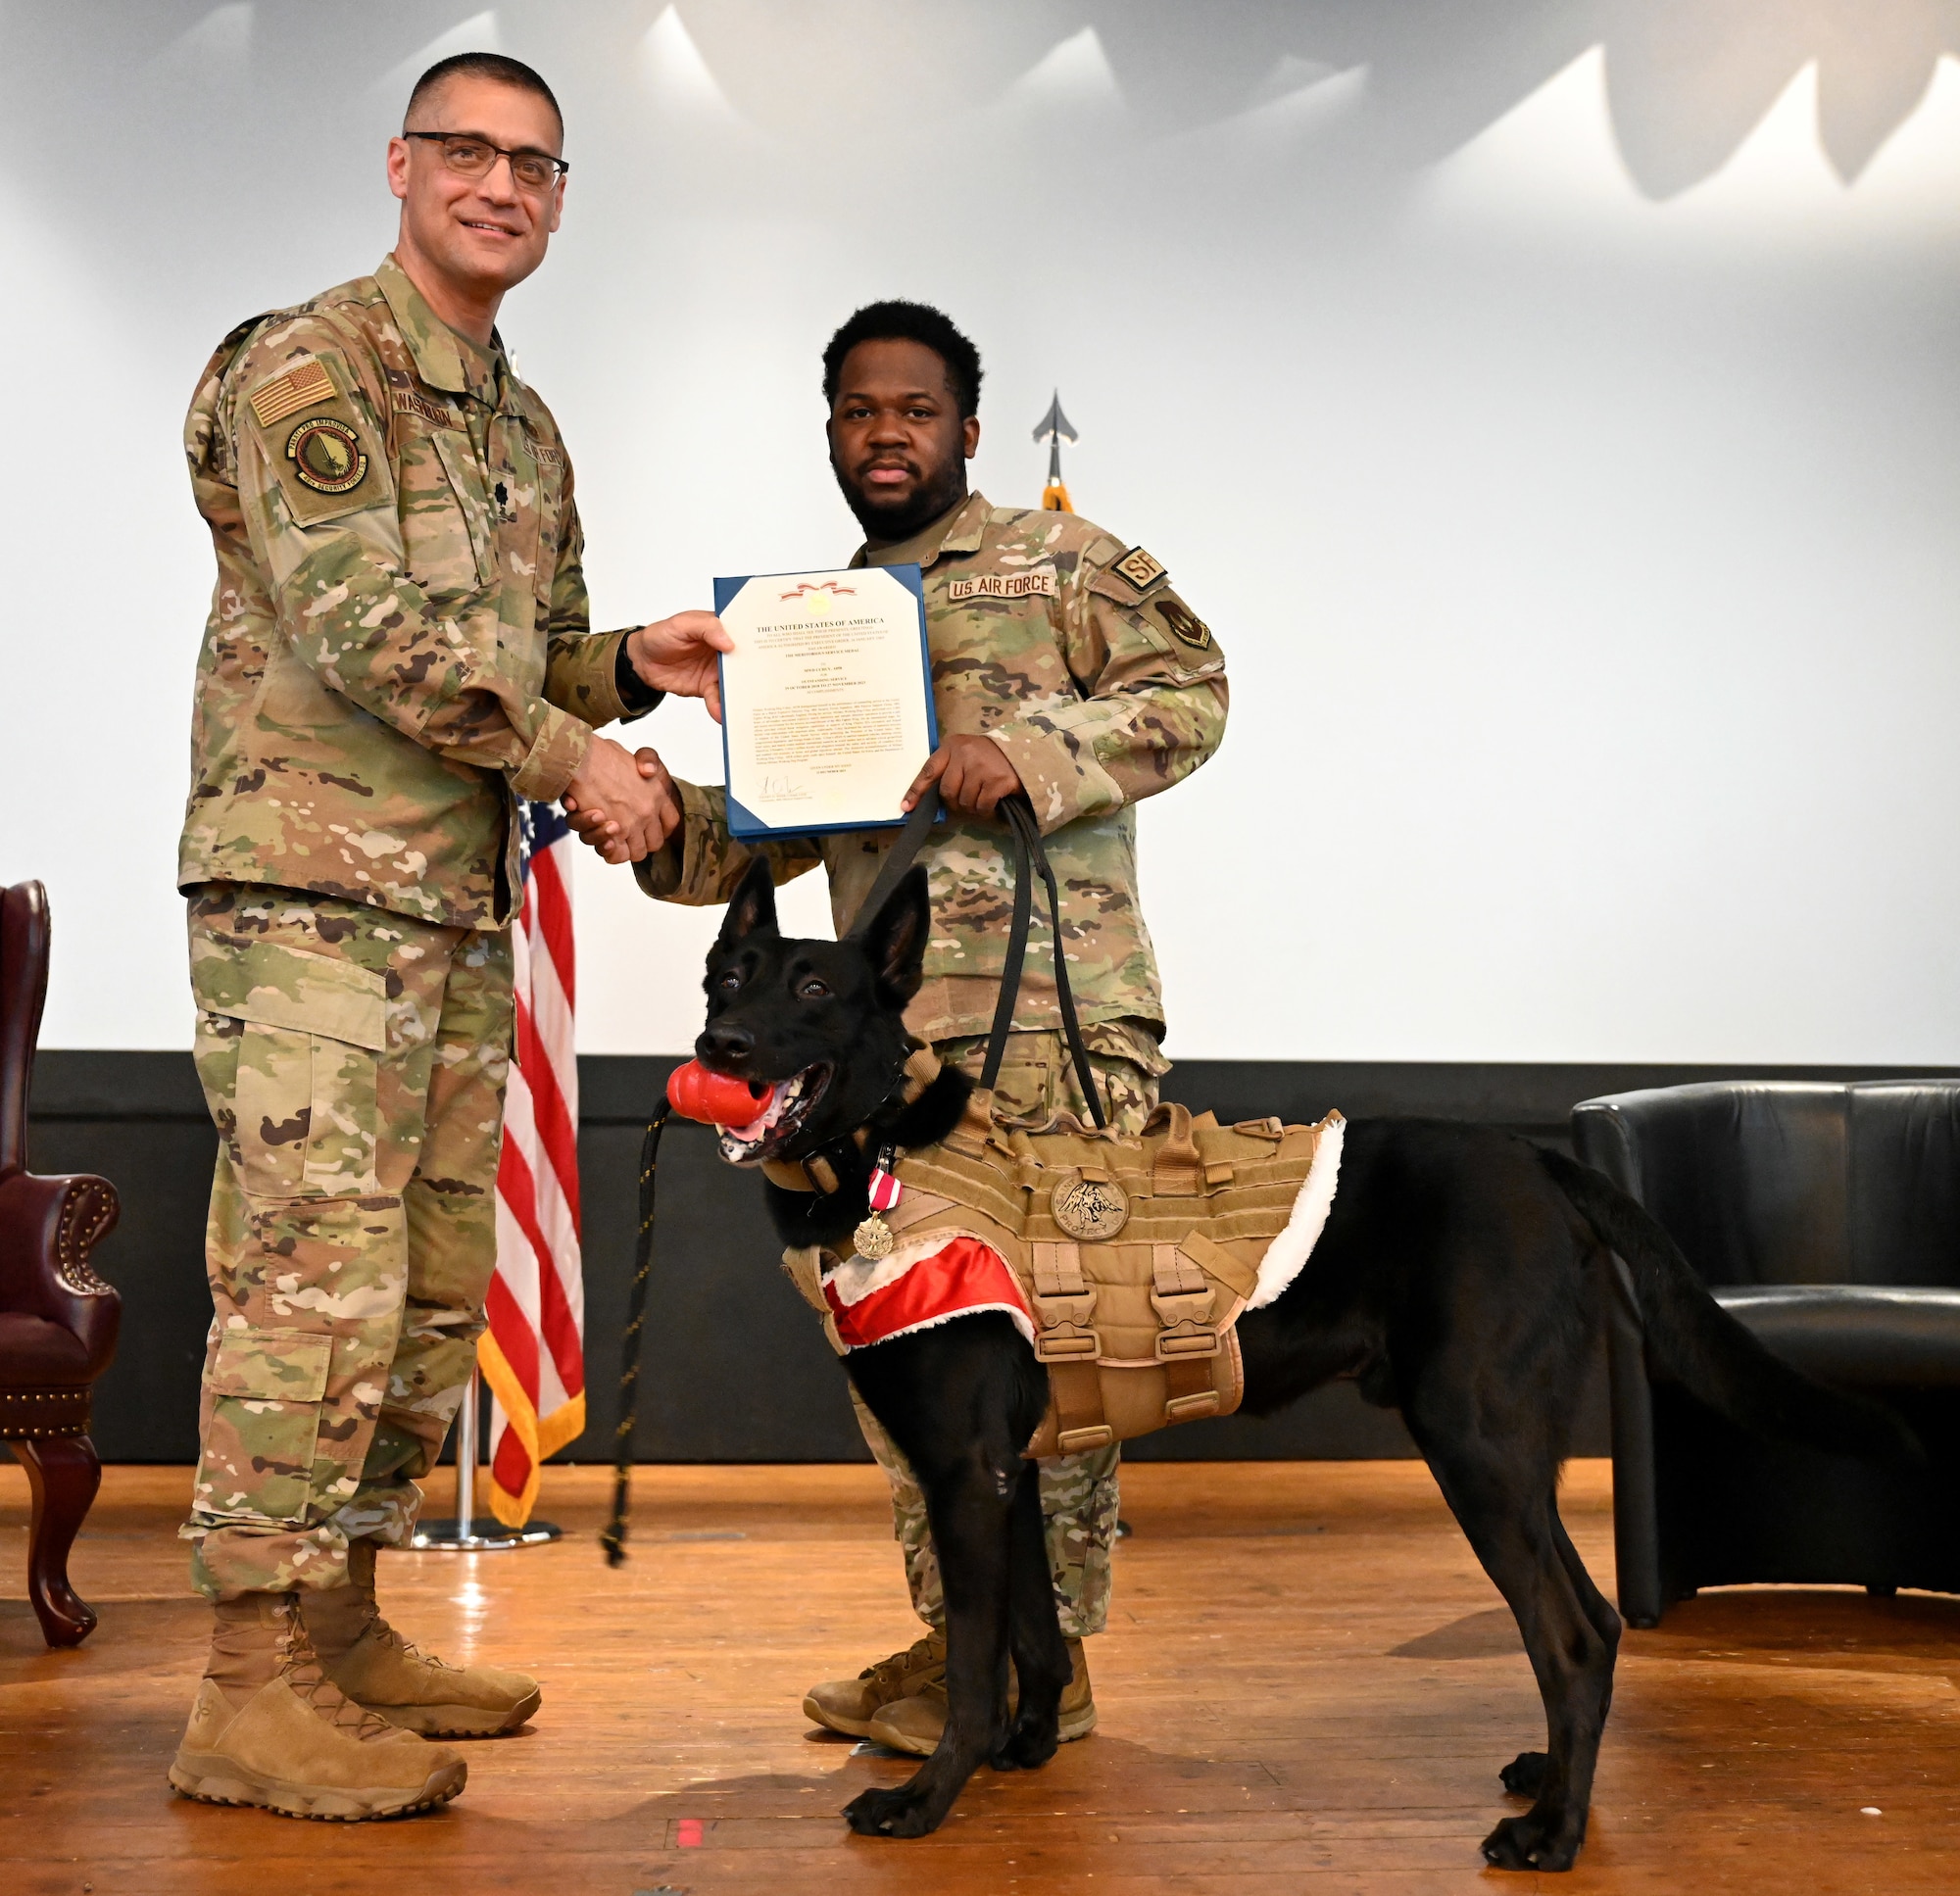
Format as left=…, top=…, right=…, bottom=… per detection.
left=411, top=1367, right=562, bottom=1551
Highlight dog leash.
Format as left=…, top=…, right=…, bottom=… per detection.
left=850, top=787, right=1104, bottom=1132
left=988, top=794, right=1105, bottom=1131
left=600, top=1098, right=672, bottom=1567
left=602, top=785, right=1105, bottom=1563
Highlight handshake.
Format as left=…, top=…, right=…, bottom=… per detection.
left=561, top=610, right=728, bottom=866
left=562, top=608, right=1032, bottom=867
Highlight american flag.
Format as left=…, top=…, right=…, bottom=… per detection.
left=479, top=800, right=586, bottom=1527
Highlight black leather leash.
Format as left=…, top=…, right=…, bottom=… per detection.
left=602, top=785, right=1103, bottom=1562
left=849, top=788, right=1103, bottom=1130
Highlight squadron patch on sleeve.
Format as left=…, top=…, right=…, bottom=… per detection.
left=1152, top=594, right=1213, bottom=653
left=248, top=359, right=336, bottom=429
left=1110, top=546, right=1167, bottom=591
left=285, top=415, right=369, bottom=495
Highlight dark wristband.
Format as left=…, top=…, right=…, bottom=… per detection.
left=614, top=636, right=664, bottom=720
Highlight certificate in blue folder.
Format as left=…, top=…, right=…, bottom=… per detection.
left=713, top=564, right=938, bottom=841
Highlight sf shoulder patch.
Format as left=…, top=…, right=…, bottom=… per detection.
left=1111, top=546, right=1167, bottom=592
left=248, top=359, right=335, bottom=429
left=285, top=415, right=368, bottom=495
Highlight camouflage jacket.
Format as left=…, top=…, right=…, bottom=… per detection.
left=636, top=492, right=1229, bottom=1041
left=180, top=254, right=645, bottom=930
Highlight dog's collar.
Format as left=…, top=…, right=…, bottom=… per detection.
left=760, top=1046, right=942, bottom=1195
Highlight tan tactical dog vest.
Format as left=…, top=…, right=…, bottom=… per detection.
left=781, top=1089, right=1345, bottom=1458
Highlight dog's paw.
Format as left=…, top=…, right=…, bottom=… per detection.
left=843, top=1785, right=942, bottom=1839
left=1480, top=1810, right=1584, bottom=1873
left=991, top=1715, right=1059, bottom=1774
left=1499, top=1751, right=1549, bottom=1798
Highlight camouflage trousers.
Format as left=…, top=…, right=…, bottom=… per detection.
left=181, top=883, right=513, bottom=1601
left=852, top=1022, right=1165, bottom=1640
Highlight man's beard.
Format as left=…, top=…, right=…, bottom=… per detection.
left=831, top=450, right=968, bottom=544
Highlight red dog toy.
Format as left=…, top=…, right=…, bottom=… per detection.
left=667, top=1060, right=774, bottom=1127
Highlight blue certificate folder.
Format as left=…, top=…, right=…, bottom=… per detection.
left=713, top=564, right=939, bottom=842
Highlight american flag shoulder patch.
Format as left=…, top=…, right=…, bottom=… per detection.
left=248, top=358, right=336, bottom=429
left=946, top=570, right=1055, bottom=602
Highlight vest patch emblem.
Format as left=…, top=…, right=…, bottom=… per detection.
left=286, top=415, right=368, bottom=495
left=947, top=570, right=1056, bottom=602
left=1110, top=546, right=1167, bottom=591
left=1052, top=1175, right=1131, bottom=1241
left=249, top=359, right=335, bottom=429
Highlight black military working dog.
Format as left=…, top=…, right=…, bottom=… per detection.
left=689, top=856, right=1918, bottom=1872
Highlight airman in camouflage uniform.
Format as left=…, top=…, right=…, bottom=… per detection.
left=169, top=49, right=726, bottom=1824
left=180, top=253, right=650, bottom=1600
left=636, top=494, right=1227, bottom=1726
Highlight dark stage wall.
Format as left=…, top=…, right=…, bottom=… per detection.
left=30, top=1054, right=1954, bottom=1468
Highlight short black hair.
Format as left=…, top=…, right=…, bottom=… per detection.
left=823, top=301, right=983, bottom=418
left=405, top=53, right=563, bottom=142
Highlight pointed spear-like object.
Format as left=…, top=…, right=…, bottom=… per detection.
left=1033, top=390, right=1078, bottom=513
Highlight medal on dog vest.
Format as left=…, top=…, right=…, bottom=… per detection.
left=855, top=1148, right=904, bottom=1259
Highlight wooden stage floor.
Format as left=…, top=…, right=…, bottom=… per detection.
left=3, top=1460, right=1957, bottom=1894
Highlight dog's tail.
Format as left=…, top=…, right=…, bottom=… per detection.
left=1539, top=1145, right=1923, bottom=1466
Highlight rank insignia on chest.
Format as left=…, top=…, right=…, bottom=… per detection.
left=1110, top=546, right=1167, bottom=592
left=946, top=571, right=1056, bottom=603
left=285, top=415, right=368, bottom=495
left=248, top=359, right=335, bottom=429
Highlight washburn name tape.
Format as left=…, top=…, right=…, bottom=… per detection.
left=947, top=571, right=1055, bottom=601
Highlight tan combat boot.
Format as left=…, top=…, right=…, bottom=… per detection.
left=170, top=1592, right=466, bottom=1821
left=303, top=1538, right=541, bottom=1738
left=866, top=1636, right=1097, bottom=1757
left=803, top=1630, right=946, bottom=1737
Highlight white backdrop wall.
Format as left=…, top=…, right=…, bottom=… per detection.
left=3, top=1, right=1958, bottom=1061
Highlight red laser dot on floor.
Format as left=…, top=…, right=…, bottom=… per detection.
left=677, top=1819, right=704, bottom=1847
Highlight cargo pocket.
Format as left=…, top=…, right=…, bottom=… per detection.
left=193, top=940, right=388, bottom=1199
left=987, top=1057, right=1056, bottom=1132
left=197, top=1327, right=334, bottom=1526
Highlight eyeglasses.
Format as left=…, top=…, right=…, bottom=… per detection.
left=404, top=131, right=568, bottom=194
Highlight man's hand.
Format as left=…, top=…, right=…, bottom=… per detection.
left=627, top=611, right=734, bottom=723
left=902, top=734, right=1026, bottom=820
left=563, top=740, right=680, bottom=865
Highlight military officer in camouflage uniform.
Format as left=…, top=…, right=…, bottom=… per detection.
left=172, top=52, right=727, bottom=1821
left=602, top=300, right=1227, bottom=1755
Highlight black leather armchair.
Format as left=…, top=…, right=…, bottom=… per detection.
left=1572, top=1080, right=1960, bottom=1628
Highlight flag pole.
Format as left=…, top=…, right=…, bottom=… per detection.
left=411, top=1361, right=563, bottom=1551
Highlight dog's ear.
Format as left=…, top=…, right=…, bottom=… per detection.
left=861, top=864, right=930, bottom=1008
left=717, top=857, right=779, bottom=948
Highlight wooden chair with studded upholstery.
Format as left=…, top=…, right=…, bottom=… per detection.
left=0, top=880, right=121, bottom=1646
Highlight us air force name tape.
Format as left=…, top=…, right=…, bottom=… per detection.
left=947, top=571, right=1056, bottom=601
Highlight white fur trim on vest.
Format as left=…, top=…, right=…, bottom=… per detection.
left=1245, top=1111, right=1345, bottom=1311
